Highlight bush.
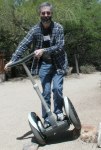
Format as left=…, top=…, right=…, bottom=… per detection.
left=0, top=0, right=101, bottom=78
left=80, top=65, right=96, bottom=74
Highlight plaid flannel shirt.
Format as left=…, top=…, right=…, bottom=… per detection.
left=11, top=21, right=68, bottom=74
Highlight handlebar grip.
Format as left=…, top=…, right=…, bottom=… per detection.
left=8, top=52, right=35, bottom=68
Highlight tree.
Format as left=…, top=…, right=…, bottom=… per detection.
left=0, top=0, right=101, bottom=75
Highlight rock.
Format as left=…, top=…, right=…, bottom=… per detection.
left=80, top=124, right=97, bottom=143
left=67, top=67, right=73, bottom=75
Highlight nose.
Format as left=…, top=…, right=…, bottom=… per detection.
left=45, top=13, right=47, bottom=17
left=44, top=13, right=48, bottom=17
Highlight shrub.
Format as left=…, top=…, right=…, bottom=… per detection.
left=80, top=65, right=96, bottom=74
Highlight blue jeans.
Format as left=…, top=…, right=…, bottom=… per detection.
left=39, top=61, right=64, bottom=119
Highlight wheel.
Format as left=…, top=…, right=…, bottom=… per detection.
left=28, top=112, right=46, bottom=145
left=64, top=97, right=81, bottom=130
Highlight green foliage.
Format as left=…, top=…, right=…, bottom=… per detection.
left=64, top=0, right=101, bottom=70
left=80, top=64, right=96, bottom=74
left=0, top=0, right=101, bottom=72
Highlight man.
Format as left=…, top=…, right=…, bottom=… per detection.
left=5, top=2, right=68, bottom=128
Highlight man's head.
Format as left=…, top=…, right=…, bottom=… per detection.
left=38, top=2, right=53, bottom=28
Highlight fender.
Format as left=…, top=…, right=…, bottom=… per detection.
left=64, top=96, right=70, bottom=117
left=28, top=112, right=40, bottom=131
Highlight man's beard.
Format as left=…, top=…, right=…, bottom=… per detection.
left=41, top=16, right=52, bottom=24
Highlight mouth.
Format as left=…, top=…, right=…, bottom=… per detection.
left=41, top=16, right=51, bottom=24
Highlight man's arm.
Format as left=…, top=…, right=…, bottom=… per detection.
left=11, top=27, right=35, bottom=62
left=4, top=27, right=35, bottom=71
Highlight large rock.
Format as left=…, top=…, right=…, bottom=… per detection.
left=80, top=123, right=101, bottom=147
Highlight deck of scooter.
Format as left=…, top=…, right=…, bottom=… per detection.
left=42, top=120, right=70, bottom=136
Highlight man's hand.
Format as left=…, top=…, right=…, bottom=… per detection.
left=4, top=61, right=13, bottom=71
left=34, top=49, right=44, bottom=59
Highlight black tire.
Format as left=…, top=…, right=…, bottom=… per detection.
left=64, top=97, right=81, bottom=130
left=28, top=112, right=46, bottom=145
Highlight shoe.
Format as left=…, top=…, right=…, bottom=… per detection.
left=44, top=118, right=51, bottom=128
left=57, top=113, right=65, bottom=121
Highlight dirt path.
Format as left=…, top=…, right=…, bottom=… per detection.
left=0, top=72, right=101, bottom=150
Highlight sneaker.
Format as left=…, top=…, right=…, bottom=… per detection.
left=57, top=113, right=65, bottom=121
left=44, top=118, right=51, bottom=128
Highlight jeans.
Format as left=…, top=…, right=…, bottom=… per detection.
left=39, top=61, right=64, bottom=119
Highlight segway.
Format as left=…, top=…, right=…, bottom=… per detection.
left=8, top=52, right=81, bottom=145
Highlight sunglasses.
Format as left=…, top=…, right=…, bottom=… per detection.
left=41, top=11, right=51, bottom=15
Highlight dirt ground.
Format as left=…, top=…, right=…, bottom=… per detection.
left=0, top=72, right=101, bottom=150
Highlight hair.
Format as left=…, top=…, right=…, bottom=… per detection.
left=38, top=2, right=53, bottom=14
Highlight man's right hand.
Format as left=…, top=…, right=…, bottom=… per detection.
left=34, top=49, right=45, bottom=59
left=4, top=61, right=13, bottom=71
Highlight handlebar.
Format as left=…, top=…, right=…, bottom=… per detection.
left=8, top=52, right=35, bottom=68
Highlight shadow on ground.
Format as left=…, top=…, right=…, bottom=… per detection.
left=16, top=128, right=81, bottom=145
